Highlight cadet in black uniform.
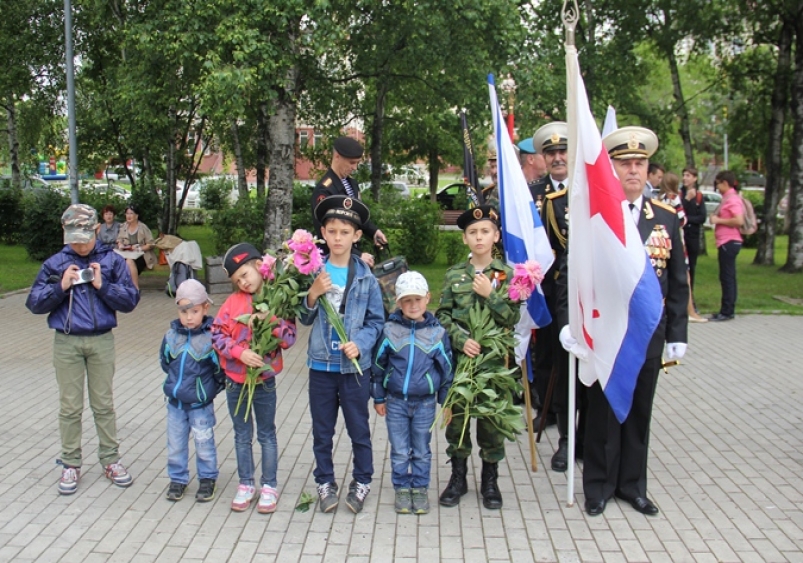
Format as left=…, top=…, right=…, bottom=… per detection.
left=311, top=136, right=387, bottom=266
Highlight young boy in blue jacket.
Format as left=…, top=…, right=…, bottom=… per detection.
left=160, top=279, right=223, bottom=502
left=301, top=195, right=385, bottom=514
left=372, top=271, right=453, bottom=514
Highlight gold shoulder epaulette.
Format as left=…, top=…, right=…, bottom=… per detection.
left=322, top=177, right=332, bottom=187
left=547, top=188, right=567, bottom=200
left=650, top=199, right=677, bottom=213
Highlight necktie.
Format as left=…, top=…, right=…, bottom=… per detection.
left=343, top=177, right=355, bottom=197
left=628, top=203, right=638, bottom=224
left=558, top=183, right=564, bottom=191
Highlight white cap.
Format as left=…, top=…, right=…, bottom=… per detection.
left=395, top=271, right=429, bottom=301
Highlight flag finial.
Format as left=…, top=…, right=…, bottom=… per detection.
left=562, top=0, right=580, bottom=46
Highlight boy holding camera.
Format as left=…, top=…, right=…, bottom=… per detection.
left=26, top=204, right=140, bottom=495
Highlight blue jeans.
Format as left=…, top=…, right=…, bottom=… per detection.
left=309, top=369, right=373, bottom=485
left=226, top=377, right=278, bottom=487
left=718, top=240, right=741, bottom=316
left=385, top=394, right=436, bottom=489
left=166, top=402, right=218, bottom=484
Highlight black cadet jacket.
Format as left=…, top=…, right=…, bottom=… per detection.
left=311, top=168, right=379, bottom=254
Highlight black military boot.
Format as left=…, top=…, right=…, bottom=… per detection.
left=480, top=461, right=503, bottom=509
left=551, top=413, right=568, bottom=472
left=439, top=457, right=468, bottom=507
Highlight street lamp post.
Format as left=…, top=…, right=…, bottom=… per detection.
left=65, top=0, right=79, bottom=203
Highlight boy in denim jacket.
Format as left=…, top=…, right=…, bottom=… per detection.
left=301, top=195, right=385, bottom=514
left=160, top=279, right=222, bottom=502
left=372, top=271, right=453, bottom=514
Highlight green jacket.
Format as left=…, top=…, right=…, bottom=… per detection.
left=436, top=258, right=520, bottom=360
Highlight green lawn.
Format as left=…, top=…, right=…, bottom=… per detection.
left=3, top=228, right=802, bottom=317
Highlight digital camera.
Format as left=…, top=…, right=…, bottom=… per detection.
left=74, top=268, right=95, bottom=285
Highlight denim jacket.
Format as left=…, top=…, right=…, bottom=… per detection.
left=299, top=256, right=385, bottom=374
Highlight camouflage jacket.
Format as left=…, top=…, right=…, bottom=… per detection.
left=435, top=258, right=520, bottom=362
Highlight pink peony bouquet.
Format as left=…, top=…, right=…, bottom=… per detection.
left=508, top=260, right=545, bottom=302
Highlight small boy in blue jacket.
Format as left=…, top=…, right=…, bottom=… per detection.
left=160, top=279, right=223, bottom=503
left=372, top=271, right=453, bottom=514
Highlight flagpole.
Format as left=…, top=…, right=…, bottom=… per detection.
left=562, top=0, right=581, bottom=509
left=520, top=361, right=538, bottom=472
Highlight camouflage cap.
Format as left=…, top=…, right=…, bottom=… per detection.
left=62, top=204, right=98, bottom=244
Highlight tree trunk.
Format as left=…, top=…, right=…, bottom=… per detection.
left=781, top=22, right=803, bottom=273
left=5, top=96, right=21, bottom=190
left=755, top=21, right=793, bottom=265
left=583, top=0, right=596, bottom=108
left=369, top=82, right=389, bottom=200
left=667, top=46, right=695, bottom=169
left=256, top=101, right=269, bottom=199
left=230, top=119, right=249, bottom=199
left=264, top=94, right=296, bottom=250
left=429, top=146, right=439, bottom=200
left=164, top=127, right=176, bottom=235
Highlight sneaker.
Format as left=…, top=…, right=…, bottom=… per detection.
left=317, top=482, right=339, bottom=513
left=231, top=484, right=258, bottom=512
left=394, top=488, right=412, bottom=514
left=411, top=487, right=430, bottom=514
left=257, top=485, right=279, bottom=514
left=104, top=462, right=133, bottom=488
left=345, top=480, right=370, bottom=514
left=58, top=466, right=80, bottom=495
left=195, top=479, right=216, bottom=503
left=166, top=482, right=187, bottom=501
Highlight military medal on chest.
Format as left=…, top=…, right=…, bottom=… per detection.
left=645, top=225, right=671, bottom=276
left=535, top=195, right=543, bottom=213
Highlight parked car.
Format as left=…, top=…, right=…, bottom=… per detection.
left=359, top=181, right=410, bottom=198
left=87, top=182, right=131, bottom=200
left=1, top=175, right=59, bottom=195
left=176, top=182, right=201, bottom=208
left=700, top=189, right=722, bottom=226
left=739, top=170, right=766, bottom=189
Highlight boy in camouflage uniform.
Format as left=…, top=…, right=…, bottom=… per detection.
left=436, top=205, right=520, bottom=510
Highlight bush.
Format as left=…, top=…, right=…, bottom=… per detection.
left=291, top=183, right=315, bottom=233
left=208, top=196, right=266, bottom=255
left=180, top=209, right=207, bottom=225
left=381, top=196, right=441, bottom=264
left=21, top=189, right=71, bottom=260
left=129, top=184, right=162, bottom=232
left=0, top=181, right=24, bottom=244
left=200, top=178, right=235, bottom=211
left=441, top=231, right=465, bottom=265
left=76, top=189, right=128, bottom=221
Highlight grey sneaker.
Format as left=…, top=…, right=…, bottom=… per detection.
left=345, top=480, right=371, bottom=514
left=394, top=488, right=412, bottom=514
left=195, top=479, right=216, bottom=502
left=411, top=487, right=430, bottom=514
left=104, top=462, right=133, bottom=488
left=317, top=482, right=339, bottom=513
left=58, top=466, right=80, bottom=495
left=166, top=481, right=187, bottom=501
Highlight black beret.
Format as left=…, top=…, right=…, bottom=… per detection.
left=457, top=205, right=500, bottom=230
left=222, top=242, right=262, bottom=277
left=333, top=136, right=364, bottom=159
left=314, top=195, right=370, bottom=228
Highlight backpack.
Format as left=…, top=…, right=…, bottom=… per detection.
left=739, top=195, right=757, bottom=236
left=165, top=261, right=196, bottom=297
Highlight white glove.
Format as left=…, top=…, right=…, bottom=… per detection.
left=559, top=325, right=587, bottom=360
left=665, top=342, right=687, bottom=360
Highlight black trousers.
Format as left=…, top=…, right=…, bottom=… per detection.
left=532, top=294, right=557, bottom=411
left=684, top=229, right=701, bottom=290
left=718, top=240, right=741, bottom=316
left=582, top=357, right=661, bottom=502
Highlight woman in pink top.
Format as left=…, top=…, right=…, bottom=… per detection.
left=708, top=170, right=744, bottom=321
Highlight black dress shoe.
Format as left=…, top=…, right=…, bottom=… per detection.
left=585, top=498, right=607, bottom=516
left=617, top=494, right=659, bottom=515
left=709, top=313, right=735, bottom=322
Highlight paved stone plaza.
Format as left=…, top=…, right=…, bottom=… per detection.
left=1, top=288, right=802, bottom=562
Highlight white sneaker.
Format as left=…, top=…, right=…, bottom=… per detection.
left=257, top=485, right=279, bottom=514
left=103, top=462, right=133, bottom=488
left=231, top=484, right=257, bottom=512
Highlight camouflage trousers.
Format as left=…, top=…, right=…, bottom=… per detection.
left=445, top=401, right=506, bottom=463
